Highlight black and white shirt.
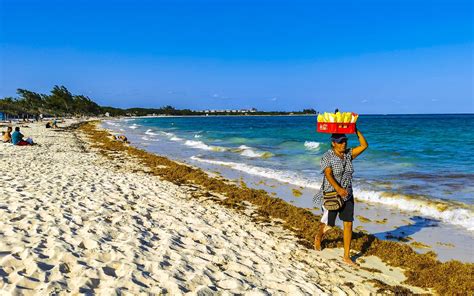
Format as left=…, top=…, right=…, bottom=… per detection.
left=313, top=148, right=354, bottom=206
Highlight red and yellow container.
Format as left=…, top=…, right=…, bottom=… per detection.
left=316, top=111, right=358, bottom=134
left=317, top=122, right=356, bottom=134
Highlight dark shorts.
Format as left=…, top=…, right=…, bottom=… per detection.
left=322, top=197, right=354, bottom=226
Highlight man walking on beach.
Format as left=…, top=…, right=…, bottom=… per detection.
left=313, top=129, right=368, bottom=266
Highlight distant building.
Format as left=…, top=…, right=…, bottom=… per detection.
left=198, top=108, right=258, bottom=114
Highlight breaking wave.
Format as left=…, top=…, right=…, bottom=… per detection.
left=304, top=141, right=321, bottom=151
left=236, top=145, right=273, bottom=158
left=184, top=140, right=226, bottom=152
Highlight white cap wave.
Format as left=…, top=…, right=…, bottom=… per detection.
left=190, top=156, right=319, bottom=189
left=353, top=188, right=474, bottom=231
left=237, top=145, right=273, bottom=158
left=304, top=141, right=321, bottom=150
left=104, top=120, right=121, bottom=127
left=157, top=131, right=182, bottom=141
left=141, top=136, right=160, bottom=142
left=145, top=129, right=159, bottom=136
left=185, top=140, right=226, bottom=152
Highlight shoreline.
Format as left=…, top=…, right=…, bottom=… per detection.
left=0, top=120, right=472, bottom=294
left=90, top=120, right=473, bottom=294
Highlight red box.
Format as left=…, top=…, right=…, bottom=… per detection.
left=317, top=122, right=356, bottom=134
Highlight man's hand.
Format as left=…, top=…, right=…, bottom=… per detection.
left=336, top=187, right=348, bottom=197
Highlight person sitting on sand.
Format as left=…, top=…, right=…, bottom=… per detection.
left=2, top=126, right=12, bottom=143
left=313, top=129, right=368, bottom=266
left=52, top=119, right=58, bottom=128
left=11, top=127, right=34, bottom=146
left=115, top=135, right=128, bottom=143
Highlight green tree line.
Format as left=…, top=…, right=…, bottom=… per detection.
left=0, top=85, right=317, bottom=118
left=0, top=86, right=102, bottom=118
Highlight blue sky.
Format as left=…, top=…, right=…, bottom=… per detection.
left=0, top=0, right=472, bottom=113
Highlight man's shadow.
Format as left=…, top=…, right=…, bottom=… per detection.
left=353, top=216, right=440, bottom=260
left=374, top=215, right=440, bottom=241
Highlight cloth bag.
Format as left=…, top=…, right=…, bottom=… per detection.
left=322, top=191, right=344, bottom=211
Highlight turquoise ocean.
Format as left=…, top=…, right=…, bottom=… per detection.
left=104, top=114, right=474, bottom=232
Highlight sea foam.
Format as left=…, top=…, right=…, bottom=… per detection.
left=353, top=188, right=474, bottom=231
left=238, top=145, right=274, bottom=158
left=145, top=129, right=158, bottom=136
left=160, top=131, right=174, bottom=137
left=104, top=121, right=121, bottom=127
left=185, top=140, right=226, bottom=151
left=141, top=136, right=159, bottom=142
left=190, top=156, right=319, bottom=189
left=157, top=131, right=182, bottom=141
left=304, top=141, right=321, bottom=150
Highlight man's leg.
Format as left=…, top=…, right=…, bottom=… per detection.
left=314, top=223, right=325, bottom=251
left=314, top=207, right=336, bottom=251
left=343, top=221, right=358, bottom=266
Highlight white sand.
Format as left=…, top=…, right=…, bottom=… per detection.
left=0, top=121, right=428, bottom=295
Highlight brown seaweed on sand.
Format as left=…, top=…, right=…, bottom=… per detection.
left=365, top=279, right=422, bottom=295
left=292, top=188, right=303, bottom=197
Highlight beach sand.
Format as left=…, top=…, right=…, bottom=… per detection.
left=0, top=121, right=430, bottom=294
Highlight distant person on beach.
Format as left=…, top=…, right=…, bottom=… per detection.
left=115, top=135, right=128, bottom=143
left=11, top=127, right=34, bottom=146
left=313, top=129, right=368, bottom=266
left=2, top=126, right=12, bottom=143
